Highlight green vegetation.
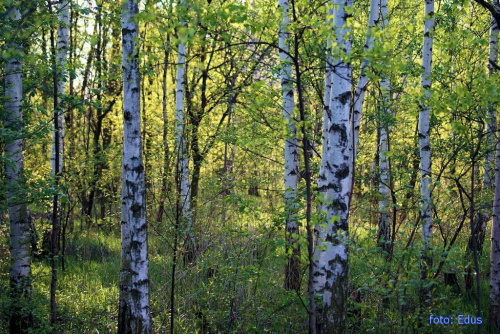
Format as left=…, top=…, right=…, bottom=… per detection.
left=2, top=0, right=500, bottom=332
left=0, top=215, right=495, bottom=332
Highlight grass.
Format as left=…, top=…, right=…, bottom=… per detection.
left=0, top=211, right=496, bottom=333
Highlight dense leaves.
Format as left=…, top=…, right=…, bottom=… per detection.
left=1, top=0, right=500, bottom=332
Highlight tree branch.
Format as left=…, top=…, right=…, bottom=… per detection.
left=474, top=0, right=500, bottom=26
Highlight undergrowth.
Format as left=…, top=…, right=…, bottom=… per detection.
left=0, top=216, right=494, bottom=333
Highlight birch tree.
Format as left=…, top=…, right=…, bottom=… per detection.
left=5, top=6, right=32, bottom=333
left=317, top=2, right=333, bottom=219
left=313, top=0, right=353, bottom=331
left=377, top=0, right=391, bottom=253
left=118, top=1, right=152, bottom=332
left=47, top=0, right=67, bottom=323
left=491, top=113, right=500, bottom=333
left=489, top=0, right=500, bottom=329
left=474, top=0, right=499, bottom=253
left=419, top=0, right=435, bottom=300
left=175, top=0, right=196, bottom=260
left=350, top=0, right=382, bottom=165
left=51, top=0, right=69, bottom=174
left=279, top=0, right=300, bottom=291
left=346, top=0, right=391, bottom=252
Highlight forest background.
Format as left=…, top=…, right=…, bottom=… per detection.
left=1, top=0, right=500, bottom=333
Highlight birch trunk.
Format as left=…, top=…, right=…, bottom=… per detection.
left=490, top=116, right=500, bottom=332
left=48, top=0, right=64, bottom=323
left=5, top=6, right=32, bottom=332
left=279, top=0, right=300, bottom=291
left=350, top=0, right=381, bottom=175
left=315, top=2, right=334, bottom=300
left=377, top=0, right=391, bottom=253
left=475, top=0, right=499, bottom=253
left=490, top=1, right=500, bottom=330
left=313, top=0, right=353, bottom=331
left=118, top=1, right=152, bottom=332
left=175, top=1, right=196, bottom=260
left=51, top=0, right=69, bottom=174
left=317, top=3, right=333, bottom=212
left=378, top=79, right=391, bottom=253
left=157, top=35, right=171, bottom=223
left=419, top=0, right=434, bottom=301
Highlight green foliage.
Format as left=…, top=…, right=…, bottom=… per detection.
left=1, top=0, right=500, bottom=331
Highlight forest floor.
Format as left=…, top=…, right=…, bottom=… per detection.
left=0, top=219, right=495, bottom=333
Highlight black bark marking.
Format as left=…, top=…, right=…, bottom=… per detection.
left=329, top=123, right=348, bottom=144
left=122, top=28, right=136, bottom=35
left=130, top=203, right=141, bottom=218
left=337, top=91, right=351, bottom=105
left=329, top=199, right=347, bottom=212
left=334, top=163, right=349, bottom=180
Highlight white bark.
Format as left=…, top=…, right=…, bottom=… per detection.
left=485, top=3, right=499, bottom=191
left=279, top=0, right=300, bottom=290
left=119, top=1, right=151, bottom=332
left=377, top=0, right=391, bottom=252
left=317, top=4, right=333, bottom=209
left=489, top=0, right=500, bottom=329
left=6, top=5, right=31, bottom=298
left=476, top=0, right=499, bottom=252
left=490, top=109, right=500, bottom=330
left=378, top=85, right=391, bottom=253
left=175, top=1, right=195, bottom=252
left=419, top=0, right=434, bottom=284
left=51, top=0, right=69, bottom=174
left=350, top=0, right=381, bottom=169
left=313, top=0, right=353, bottom=331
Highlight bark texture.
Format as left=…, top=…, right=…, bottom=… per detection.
left=317, top=3, right=334, bottom=211
left=351, top=0, right=381, bottom=164
left=490, top=2, right=500, bottom=330
left=51, top=0, right=69, bottom=174
left=377, top=0, right=391, bottom=253
left=475, top=0, right=499, bottom=253
left=175, top=1, right=196, bottom=259
left=279, top=0, right=300, bottom=291
left=118, top=1, right=152, bottom=332
left=157, top=34, right=171, bottom=223
left=313, top=0, right=353, bottom=332
left=491, top=119, right=500, bottom=333
left=5, top=6, right=32, bottom=333
left=419, top=0, right=434, bottom=300
left=378, top=80, right=391, bottom=253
